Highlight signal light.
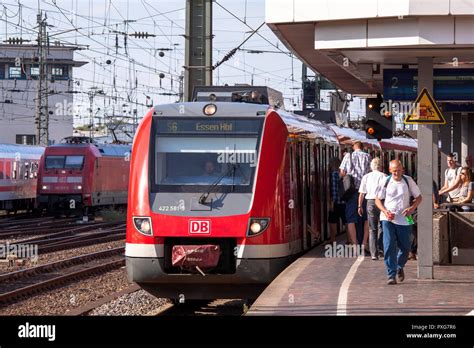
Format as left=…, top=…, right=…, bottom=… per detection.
left=365, top=94, right=393, bottom=140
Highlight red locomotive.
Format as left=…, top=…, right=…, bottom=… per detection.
left=126, top=87, right=417, bottom=300
left=0, top=144, right=44, bottom=213
left=37, top=137, right=131, bottom=215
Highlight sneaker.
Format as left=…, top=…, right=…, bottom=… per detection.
left=387, top=278, right=397, bottom=285
left=371, top=256, right=378, bottom=260
left=397, top=268, right=405, bottom=282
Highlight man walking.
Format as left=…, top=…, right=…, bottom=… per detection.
left=339, top=141, right=371, bottom=246
left=375, top=160, right=422, bottom=285
left=358, top=158, right=386, bottom=260
left=439, top=153, right=462, bottom=202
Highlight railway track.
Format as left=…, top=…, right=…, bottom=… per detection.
left=0, top=216, right=78, bottom=235
left=2, top=222, right=125, bottom=253
left=158, top=299, right=252, bottom=316
left=0, top=247, right=125, bottom=305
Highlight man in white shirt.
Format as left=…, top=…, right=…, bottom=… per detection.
left=439, top=153, right=462, bottom=202
left=358, top=158, right=387, bottom=260
left=375, top=160, right=422, bottom=285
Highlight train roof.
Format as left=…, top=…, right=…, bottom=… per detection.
left=278, top=110, right=339, bottom=144
left=379, top=137, right=418, bottom=151
left=47, top=142, right=130, bottom=157
left=150, top=102, right=417, bottom=151
left=329, top=125, right=380, bottom=149
left=153, top=102, right=269, bottom=118
left=0, top=144, right=44, bottom=156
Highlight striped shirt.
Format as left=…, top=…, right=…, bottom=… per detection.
left=339, top=150, right=372, bottom=189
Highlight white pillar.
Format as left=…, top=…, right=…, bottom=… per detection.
left=417, top=57, right=434, bottom=279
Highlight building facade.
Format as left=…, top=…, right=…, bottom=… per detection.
left=0, top=44, right=86, bottom=144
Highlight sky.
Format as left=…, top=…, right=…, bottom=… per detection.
left=1, top=0, right=307, bottom=127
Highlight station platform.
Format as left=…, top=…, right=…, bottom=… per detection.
left=247, top=238, right=474, bottom=316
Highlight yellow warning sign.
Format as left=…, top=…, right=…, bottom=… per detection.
left=404, top=88, right=446, bottom=125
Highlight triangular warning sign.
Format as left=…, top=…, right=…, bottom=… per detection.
left=404, top=88, right=446, bottom=125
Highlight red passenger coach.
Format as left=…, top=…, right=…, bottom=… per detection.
left=0, top=144, right=44, bottom=212
left=37, top=137, right=131, bottom=215
left=126, top=87, right=341, bottom=299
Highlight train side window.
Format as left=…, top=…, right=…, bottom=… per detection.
left=24, top=162, right=30, bottom=180
left=0, top=160, right=3, bottom=180
left=5, top=160, right=11, bottom=179
left=12, top=161, right=17, bottom=180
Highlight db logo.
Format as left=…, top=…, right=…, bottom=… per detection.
left=189, top=220, right=211, bottom=234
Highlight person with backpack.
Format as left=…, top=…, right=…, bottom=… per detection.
left=339, top=141, right=371, bottom=246
left=375, top=160, right=422, bottom=285
left=328, top=157, right=346, bottom=243
left=439, top=153, right=462, bottom=203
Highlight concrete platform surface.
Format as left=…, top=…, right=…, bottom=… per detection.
left=247, top=241, right=474, bottom=316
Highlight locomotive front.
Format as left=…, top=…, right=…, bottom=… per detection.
left=126, top=100, right=290, bottom=300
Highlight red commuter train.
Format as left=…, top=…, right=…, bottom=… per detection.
left=0, top=144, right=44, bottom=212
left=126, top=87, right=418, bottom=300
left=37, top=137, right=131, bottom=215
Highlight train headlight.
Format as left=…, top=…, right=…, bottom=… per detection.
left=42, top=185, right=48, bottom=190
left=133, top=217, right=153, bottom=236
left=76, top=185, right=82, bottom=190
left=203, top=103, right=217, bottom=116
left=250, top=223, right=261, bottom=234
left=247, top=218, right=270, bottom=237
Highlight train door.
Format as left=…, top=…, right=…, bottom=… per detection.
left=289, top=142, right=300, bottom=252
left=313, top=143, right=322, bottom=244
left=304, top=140, right=313, bottom=249
left=296, top=141, right=304, bottom=251
left=315, top=143, right=324, bottom=243
left=308, top=142, right=318, bottom=245
left=321, top=145, right=329, bottom=241
left=283, top=142, right=292, bottom=242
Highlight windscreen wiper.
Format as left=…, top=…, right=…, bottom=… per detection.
left=199, top=164, right=237, bottom=204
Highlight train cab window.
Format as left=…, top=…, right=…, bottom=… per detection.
left=154, top=136, right=258, bottom=192
left=45, top=156, right=65, bottom=169
left=65, top=156, right=84, bottom=169
left=45, top=155, right=84, bottom=169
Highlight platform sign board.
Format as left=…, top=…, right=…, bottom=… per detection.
left=404, top=88, right=446, bottom=125
left=384, top=69, right=474, bottom=101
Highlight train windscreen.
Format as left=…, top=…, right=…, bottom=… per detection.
left=45, top=155, right=84, bottom=170
left=152, top=118, right=263, bottom=193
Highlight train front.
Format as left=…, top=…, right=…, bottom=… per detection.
left=37, top=139, right=94, bottom=215
left=126, top=100, right=289, bottom=300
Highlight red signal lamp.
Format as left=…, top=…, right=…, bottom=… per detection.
left=367, top=127, right=375, bottom=135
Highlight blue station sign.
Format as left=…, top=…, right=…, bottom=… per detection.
left=384, top=69, right=474, bottom=101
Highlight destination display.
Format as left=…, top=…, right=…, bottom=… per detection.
left=156, top=118, right=263, bottom=134
left=383, top=69, right=474, bottom=101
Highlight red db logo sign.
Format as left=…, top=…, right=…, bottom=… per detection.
left=189, top=220, right=211, bottom=234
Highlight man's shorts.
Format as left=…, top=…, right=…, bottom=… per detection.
left=328, top=203, right=346, bottom=224
left=345, top=192, right=367, bottom=224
